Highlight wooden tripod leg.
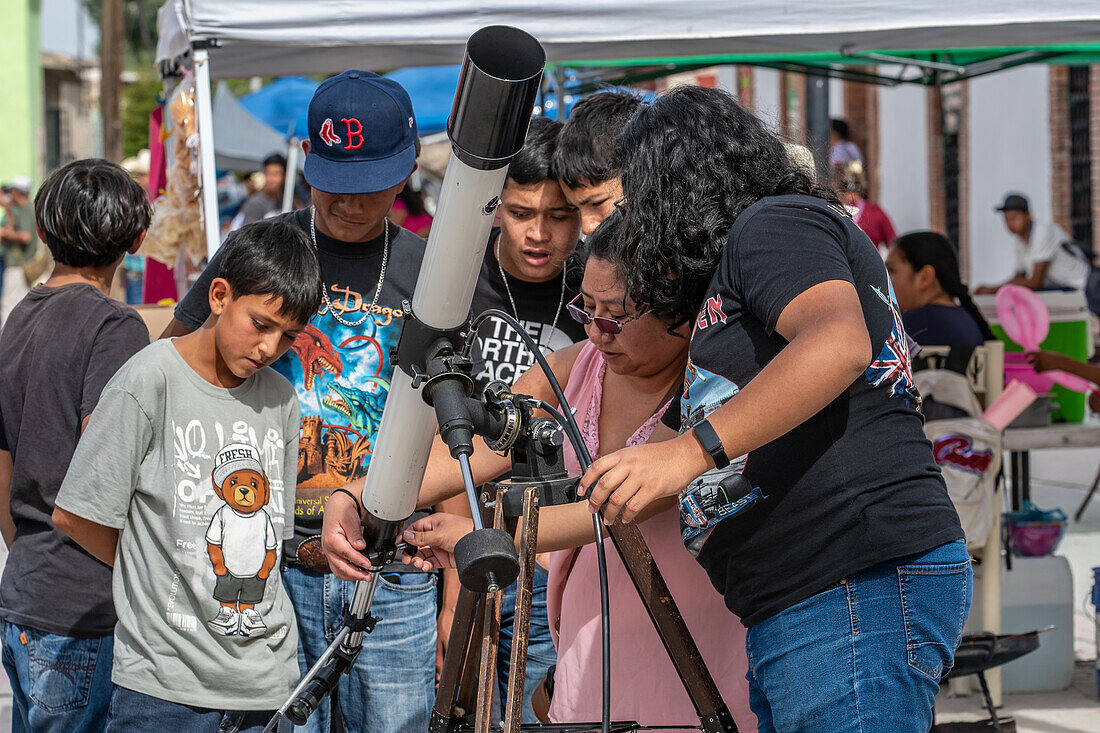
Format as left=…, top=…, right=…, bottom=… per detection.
left=430, top=586, right=480, bottom=733
left=502, top=487, right=540, bottom=732
left=606, top=521, right=739, bottom=733
left=472, top=489, right=509, bottom=733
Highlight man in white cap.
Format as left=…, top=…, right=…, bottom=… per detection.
left=0, top=177, right=40, bottom=324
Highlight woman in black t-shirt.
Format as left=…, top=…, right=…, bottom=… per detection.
left=885, top=230, right=994, bottom=346
left=579, top=86, right=970, bottom=732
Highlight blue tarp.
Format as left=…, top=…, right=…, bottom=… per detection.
left=239, top=68, right=651, bottom=141
left=240, top=76, right=319, bottom=140
left=385, top=65, right=462, bottom=135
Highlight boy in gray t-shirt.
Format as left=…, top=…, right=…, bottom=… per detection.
left=54, top=221, right=323, bottom=729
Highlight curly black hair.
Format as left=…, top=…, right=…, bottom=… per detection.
left=614, top=85, right=839, bottom=325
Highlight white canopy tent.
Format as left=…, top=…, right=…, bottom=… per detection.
left=162, top=1, right=1100, bottom=78
left=158, top=0, right=1100, bottom=258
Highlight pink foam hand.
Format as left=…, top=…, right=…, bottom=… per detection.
left=1049, top=369, right=1092, bottom=393
left=995, top=285, right=1050, bottom=350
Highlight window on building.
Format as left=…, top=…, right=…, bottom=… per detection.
left=1068, top=66, right=1093, bottom=249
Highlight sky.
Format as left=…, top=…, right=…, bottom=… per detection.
left=40, top=0, right=99, bottom=58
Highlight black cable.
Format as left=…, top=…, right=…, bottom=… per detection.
left=466, top=309, right=612, bottom=733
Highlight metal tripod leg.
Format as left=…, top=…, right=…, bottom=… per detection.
left=473, top=489, right=507, bottom=733
left=501, top=487, right=540, bottom=732
left=606, top=522, right=738, bottom=733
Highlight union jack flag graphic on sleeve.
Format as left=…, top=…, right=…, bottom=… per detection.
left=864, top=284, right=917, bottom=402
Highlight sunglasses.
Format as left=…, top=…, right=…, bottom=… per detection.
left=566, top=293, right=642, bottom=335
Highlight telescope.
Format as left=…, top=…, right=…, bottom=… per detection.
left=265, top=25, right=546, bottom=729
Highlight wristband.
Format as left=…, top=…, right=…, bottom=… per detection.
left=331, top=487, right=364, bottom=517
left=692, top=419, right=730, bottom=469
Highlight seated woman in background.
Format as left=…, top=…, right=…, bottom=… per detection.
left=886, top=230, right=995, bottom=346
left=322, top=213, right=756, bottom=732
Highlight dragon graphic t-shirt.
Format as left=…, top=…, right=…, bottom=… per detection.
left=174, top=211, right=429, bottom=558
left=675, top=194, right=963, bottom=627
left=54, top=340, right=300, bottom=709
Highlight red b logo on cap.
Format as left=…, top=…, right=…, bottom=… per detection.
left=341, top=118, right=364, bottom=151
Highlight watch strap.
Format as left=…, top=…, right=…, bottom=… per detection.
left=692, top=418, right=730, bottom=469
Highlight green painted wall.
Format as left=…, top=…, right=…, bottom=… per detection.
left=0, top=0, right=41, bottom=185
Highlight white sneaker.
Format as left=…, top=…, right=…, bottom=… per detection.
left=237, top=608, right=267, bottom=637
left=208, top=607, right=239, bottom=635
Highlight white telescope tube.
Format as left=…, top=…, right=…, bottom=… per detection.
left=357, top=25, right=545, bottom=523
left=361, top=158, right=509, bottom=521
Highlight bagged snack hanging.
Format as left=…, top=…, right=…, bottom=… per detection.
left=142, top=78, right=206, bottom=268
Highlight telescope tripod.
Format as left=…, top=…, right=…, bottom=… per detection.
left=431, top=487, right=739, bottom=733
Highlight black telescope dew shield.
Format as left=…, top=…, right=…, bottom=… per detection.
left=358, top=26, right=545, bottom=526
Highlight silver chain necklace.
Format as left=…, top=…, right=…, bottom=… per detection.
left=310, top=205, right=389, bottom=328
left=495, top=234, right=566, bottom=353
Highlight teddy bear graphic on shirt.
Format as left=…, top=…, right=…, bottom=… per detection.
left=204, top=443, right=279, bottom=638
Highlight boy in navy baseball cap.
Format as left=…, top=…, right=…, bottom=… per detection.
left=166, top=69, right=442, bottom=733
left=304, top=70, right=418, bottom=196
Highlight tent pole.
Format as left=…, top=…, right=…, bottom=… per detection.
left=283, top=138, right=299, bottom=213
left=193, top=47, right=221, bottom=260
left=803, top=72, right=829, bottom=179
left=555, top=66, right=567, bottom=120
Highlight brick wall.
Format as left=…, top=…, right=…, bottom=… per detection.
left=928, top=86, right=945, bottom=233
left=926, top=81, right=970, bottom=279
left=957, top=81, right=971, bottom=280
left=1091, top=65, right=1100, bottom=255
left=1049, top=65, right=1072, bottom=234
left=842, top=76, right=880, bottom=200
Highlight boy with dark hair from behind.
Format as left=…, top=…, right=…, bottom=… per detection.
left=53, top=220, right=322, bottom=732
left=551, top=90, right=644, bottom=236
left=0, top=158, right=153, bottom=732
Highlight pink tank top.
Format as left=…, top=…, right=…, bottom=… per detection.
left=546, top=342, right=755, bottom=731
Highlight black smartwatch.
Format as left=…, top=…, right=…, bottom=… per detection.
left=692, top=418, right=730, bottom=469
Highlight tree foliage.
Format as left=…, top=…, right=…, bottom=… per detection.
left=83, top=0, right=161, bottom=67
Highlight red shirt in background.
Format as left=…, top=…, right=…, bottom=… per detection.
left=853, top=199, right=897, bottom=256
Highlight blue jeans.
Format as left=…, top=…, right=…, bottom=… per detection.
left=746, top=540, right=972, bottom=733
left=1, top=621, right=114, bottom=733
left=105, top=685, right=288, bottom=732
left=495, top=565, right=555, bottom=723
left=281, top=566, right=437, bottom=733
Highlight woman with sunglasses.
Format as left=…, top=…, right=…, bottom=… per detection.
left=321, top=212, right=756, bottom=730
left=579, top=86, right=970, bottom=733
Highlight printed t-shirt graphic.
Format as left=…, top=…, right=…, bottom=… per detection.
left=275, top=279, right=403, bottom=527
left=205, top=443, right=280, bottom=637
left=171, top=212, right=429, bottom=564
left=468, top=230, right=587, bottom=389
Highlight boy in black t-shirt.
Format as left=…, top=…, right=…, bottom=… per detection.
left=0, top=159, right=153, bottom=732
left=471, top=116, right=586, bottom=387
left=467, top=115, right=584, bottom=723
